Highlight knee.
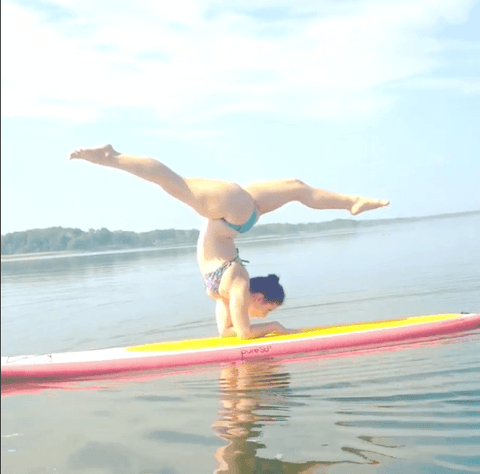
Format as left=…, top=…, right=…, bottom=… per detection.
left=281, top=178, right=306, bottom=190
left=288, top=178, right=315, bottom=203
left=289, top=178, right=305, bottom=187
left=286, top=178, right=307, bottom=199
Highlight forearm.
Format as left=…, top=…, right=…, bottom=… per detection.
left=222, top=321, right=293, bottom=340
left=247, top=322, right=286, bottom=339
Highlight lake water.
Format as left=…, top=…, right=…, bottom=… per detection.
left=2, top=214, right=480, bottom=474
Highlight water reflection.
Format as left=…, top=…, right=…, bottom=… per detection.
left=214, top=360, right=318, bottom=473
left=211, top=360, right=396, bottom=473
left=2, top=335, right=479, bottom=474
left=210, top=344, right=480, bottom=472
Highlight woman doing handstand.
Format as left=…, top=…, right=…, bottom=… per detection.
left=70, top=145, right=389, bottom=339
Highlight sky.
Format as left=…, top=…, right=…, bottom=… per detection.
left=1, top=0, right=479, bottom=234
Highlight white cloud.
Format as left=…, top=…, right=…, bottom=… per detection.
left=1, top=0, right=478, bottom=123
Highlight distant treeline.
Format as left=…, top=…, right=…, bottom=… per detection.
left=2, top=210, right=478, bottom=256
left=1, top=227, right=200, bottom=255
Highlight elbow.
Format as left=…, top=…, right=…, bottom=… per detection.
left=220, top=329, right=251, bottom=339
left=219, top=326, right=236, bottom=338
left=237, top=330, right=253, bottom=340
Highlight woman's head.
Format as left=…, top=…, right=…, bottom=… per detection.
left=248, top=274, right=285, bottom=319
left=250, top=274, right=285, bottom=304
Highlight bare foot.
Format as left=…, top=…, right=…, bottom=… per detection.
left=350, top=197, right=390, bottom=215
left=69, top=144, right=120, bottom=166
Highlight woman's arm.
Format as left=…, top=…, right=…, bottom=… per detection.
left=226, top=277, right=295, bottom=339
left=219, top=321, right=294, bottom=339
left=227, top=279, right=252, bottom=339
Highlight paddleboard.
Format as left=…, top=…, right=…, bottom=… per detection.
left=2, top=313, right=479, bottom=381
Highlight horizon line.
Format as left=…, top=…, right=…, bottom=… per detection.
left=2, top=209, right=479, bottom=237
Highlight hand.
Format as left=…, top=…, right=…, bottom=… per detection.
left=274, top=323, right=299, bottom=335
left=285, top=328, right=301, bottom=334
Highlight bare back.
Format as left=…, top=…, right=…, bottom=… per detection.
left=196, top=219, right=239, bottom=274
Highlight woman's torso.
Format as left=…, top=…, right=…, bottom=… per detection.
left=197, top=219, right=250, bottom=301
left=197, top=219, right=238, bottom=273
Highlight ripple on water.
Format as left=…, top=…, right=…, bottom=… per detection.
left=277, top=332, right=480, bottom=472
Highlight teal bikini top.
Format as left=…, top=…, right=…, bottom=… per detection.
left=222, top=208, right=258, bottom=234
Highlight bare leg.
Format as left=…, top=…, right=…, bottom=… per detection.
left=70, top=145, right=256, bottom=223
left=245, top=179, right=389, bottom=216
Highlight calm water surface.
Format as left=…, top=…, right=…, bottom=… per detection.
left=2, top=214, right=480, bottom=473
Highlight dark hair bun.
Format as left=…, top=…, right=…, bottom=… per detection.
left=249, top=274, right=285, bottom=305
left=267, top=274, right=280, bottom=283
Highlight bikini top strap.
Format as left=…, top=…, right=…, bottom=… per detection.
left=234, top=248, right=249, bottom=266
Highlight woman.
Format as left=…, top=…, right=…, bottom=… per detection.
left=70, top=144, right=389, bottom=339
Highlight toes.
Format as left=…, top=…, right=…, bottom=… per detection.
left=69, top=144, right=118, bottom=161
left=69, top=149, right=84, bottom=160
left=351, top=198, right=389, bottom=215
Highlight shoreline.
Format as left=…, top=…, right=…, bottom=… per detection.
left=2, top=209, right=479, bottom=261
